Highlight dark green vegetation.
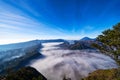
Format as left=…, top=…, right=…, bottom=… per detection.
left=92, top=23, right=120, bottom=61
left=0, top=67, right=47, bottom=80
left=82, top=68, right=120, bottom=80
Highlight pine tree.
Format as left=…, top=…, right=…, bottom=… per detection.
left=93, top=23, right=120, bottom=60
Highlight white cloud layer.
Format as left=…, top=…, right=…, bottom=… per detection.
left=30, top=42, right=118, bottom=80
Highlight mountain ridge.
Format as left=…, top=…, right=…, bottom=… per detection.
left=80, top=37, right=96, bottom=41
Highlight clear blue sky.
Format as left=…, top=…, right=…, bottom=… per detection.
left=0, top=0, right=120, bottom=44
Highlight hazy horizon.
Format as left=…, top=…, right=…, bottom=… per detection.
left=0, top=36, right=94, bottom=45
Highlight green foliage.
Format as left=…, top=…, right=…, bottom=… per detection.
left=82, top=68, right=120, bottom=80
left=93, top=23, right=120, bottom=60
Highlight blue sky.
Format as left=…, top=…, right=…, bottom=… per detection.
left=0, top=0, right=120, bottom=44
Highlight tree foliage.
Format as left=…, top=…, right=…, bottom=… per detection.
left=93, top=23, right=120, bottom=60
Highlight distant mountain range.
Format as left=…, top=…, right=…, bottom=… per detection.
left=0, top=39, right=65, bottom=51
left=39, top=39, right=65, bottom=43
left=0, top=40, right=41, bottom=51
left=0, top=39, right=65, bottom=49
left=0, top=39, right=66, bottom=75
left=80, top=37, right=96, bottom=41
left=61, top=37, right=98, bottom=50
left=0, top=40, right=42, bottom=74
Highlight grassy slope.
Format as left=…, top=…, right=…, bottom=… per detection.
left=82, top=68, right=120, bottom=80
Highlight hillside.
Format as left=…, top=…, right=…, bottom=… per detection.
left=82, top=68, right=120, bottom=80
left=61, top=39, right=99, bottom=50
left=80, top=37, right=95, bottom=41
left=0, top=40, right=41, bottom=51
left=0, top=67, right=47, bottom=80
left=0, top=40, right=42, bottom=75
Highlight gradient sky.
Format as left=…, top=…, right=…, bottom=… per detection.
left=0, top=0, right=120, bottom=44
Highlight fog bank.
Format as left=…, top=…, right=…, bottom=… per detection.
left=30, top=42, right=118, bottom=80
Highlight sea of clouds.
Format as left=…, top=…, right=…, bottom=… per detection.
left=30, top=42, right=118, bottom=80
